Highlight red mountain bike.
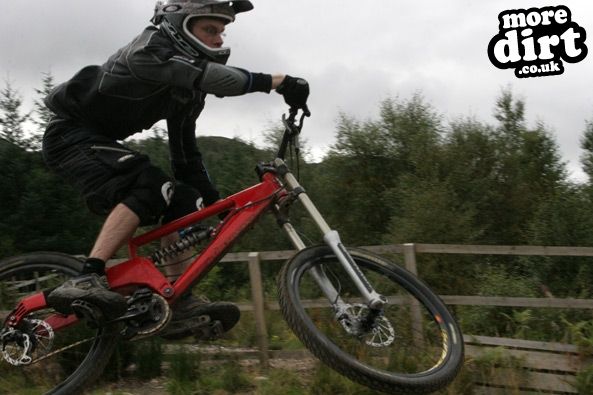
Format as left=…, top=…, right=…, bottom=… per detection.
left=0, top=109, right=463, bottom=394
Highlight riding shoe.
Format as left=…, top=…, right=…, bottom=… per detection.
left=46, top=273, right=127, bottom=322
left=160, top=294, right=240, bottom=341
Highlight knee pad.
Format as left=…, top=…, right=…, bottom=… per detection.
left=162, top=183, right=204, bottom=224
left=122, top=166, right=174, bottom=226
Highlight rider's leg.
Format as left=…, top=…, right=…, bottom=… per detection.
left=90, top=203, right=141, bottom=264
left=42, top=123, right=170, bottom=319
left=44, top=203, right=138, bottom=320
left=42, top=123, right=233, bottom=328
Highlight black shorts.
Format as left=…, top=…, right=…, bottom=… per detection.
left=42, top=118, right=160, bottom=218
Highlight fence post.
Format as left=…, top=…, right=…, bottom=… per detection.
left=403, top=243, right=424, bottom=348
left=403, top=243, right=418, bottom=275
left=248, top=252, right=269, bottom=370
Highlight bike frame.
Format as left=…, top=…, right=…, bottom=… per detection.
left=5, top=113, right=386, bottom=333
left=5, top=169, right=282, bottom=330
left=107, top=169, right=282, bottom=304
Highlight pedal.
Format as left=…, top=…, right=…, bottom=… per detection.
left=71, top=299, right=105, bottom=327
left=160, top=302, right=240, bottom=341
left=193, top=319, right=224, bottom=341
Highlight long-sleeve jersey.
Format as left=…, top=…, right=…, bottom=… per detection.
left=45, top=26, right=272, bottom=203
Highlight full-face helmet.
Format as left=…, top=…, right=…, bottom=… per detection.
left=152, top=0, right=254, bottom=64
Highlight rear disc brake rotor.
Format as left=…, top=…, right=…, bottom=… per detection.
left=2, top=319, right=54, bottom=366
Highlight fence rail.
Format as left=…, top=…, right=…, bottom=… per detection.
left=3, top=244, right=590, bottom=393
left=214, top=243, right=593, bottom=394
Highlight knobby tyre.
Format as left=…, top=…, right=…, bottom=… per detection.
left=278, top=246, right=464, bottom=394
left=0, top=252, right=120, bottom=395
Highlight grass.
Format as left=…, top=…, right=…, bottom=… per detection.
left=0, top=378, right=48, bottom=395
left=2, top=353, right=582, bottom=395
left=4, top=304, right=593, bottom=394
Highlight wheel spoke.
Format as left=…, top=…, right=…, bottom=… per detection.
left=280, top=246, right=464, bottom=394
left=299, top=259, right=448, bottom=373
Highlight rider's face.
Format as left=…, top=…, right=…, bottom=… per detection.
left=189, top=18, right=226, bottom=48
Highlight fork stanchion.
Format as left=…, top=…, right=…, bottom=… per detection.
left=248, top=252, right=270, bottom=370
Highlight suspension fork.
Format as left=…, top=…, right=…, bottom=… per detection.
left=274, top=159, right=387, bottom=310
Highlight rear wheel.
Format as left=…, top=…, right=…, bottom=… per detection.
left=0, top=252, right=120, bottom=395
left=278, top=246, right=464, bottom=394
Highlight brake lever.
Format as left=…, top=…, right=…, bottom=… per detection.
left=302, top=104, right=311, bottom=118
left=297, top=110, right=307, bottom=130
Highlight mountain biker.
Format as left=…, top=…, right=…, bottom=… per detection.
left=41, top=0, right=310, bottom=338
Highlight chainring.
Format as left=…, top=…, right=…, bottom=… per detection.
left=123, top=293, right=172, bottom=340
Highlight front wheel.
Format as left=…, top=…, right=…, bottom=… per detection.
left=278, top=246, right=464, bottom=394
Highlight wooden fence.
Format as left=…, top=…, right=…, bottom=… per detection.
left=213, top=243, right=593, bottom=394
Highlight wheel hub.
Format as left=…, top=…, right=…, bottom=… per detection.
left=338, top=303, right=395, bottom=347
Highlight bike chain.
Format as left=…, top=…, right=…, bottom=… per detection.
left=29, top=302, right=171, bottom=363
left=29, top=336, right=96, bottom=364
left=31, top=314, right=222, bottom=363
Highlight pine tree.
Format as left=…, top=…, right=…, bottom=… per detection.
left=580, top=119, right=593, bottom=182
left=0, top=80, right=30, bottom=148
left=30, top=72, right=55, bottom=149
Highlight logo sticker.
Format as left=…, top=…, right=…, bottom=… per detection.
left=161, top=182, right=174, bottom=206
left=196, top=197, right=204, bottom=211
left=487, top=5, right=588, bottom=78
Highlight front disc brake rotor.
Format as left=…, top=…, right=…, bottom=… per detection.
left=339, top=303, right=395, bottom=347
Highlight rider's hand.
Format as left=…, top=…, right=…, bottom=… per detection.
left=276, top=75, right=310, bottom=111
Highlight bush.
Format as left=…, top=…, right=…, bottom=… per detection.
left=469, top=347, right=527, bottom=391
left=308, top=362, right=377, bottom=395
left=574, top=364, right=593, bottom=394
left=563, top=318, right=593, bottom=356
left=134, top=338, right=163, bottom=379
left=457, top=265, right=538, bottom=337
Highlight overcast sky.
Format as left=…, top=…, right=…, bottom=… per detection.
left=2, top=0, right=592, bottom=181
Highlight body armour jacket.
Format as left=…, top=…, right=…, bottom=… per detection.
left=45, top=26, right=272, bottom=204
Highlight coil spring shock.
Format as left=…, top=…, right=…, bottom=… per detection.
left=151, top=226, right=213, bottom=264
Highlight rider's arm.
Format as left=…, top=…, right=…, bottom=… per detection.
left=272, top=75, right=286, bottom=89
left=198, top=67, right=286, bottom=96
left=167, top=113, right=220, bottom=206
left=126, top=27, right=280, bottom=97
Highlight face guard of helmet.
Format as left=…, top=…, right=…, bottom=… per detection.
left=152, top=0, right=254, bottom=64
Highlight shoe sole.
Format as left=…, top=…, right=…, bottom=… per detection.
left=48, top=288, right=127, bottom=321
